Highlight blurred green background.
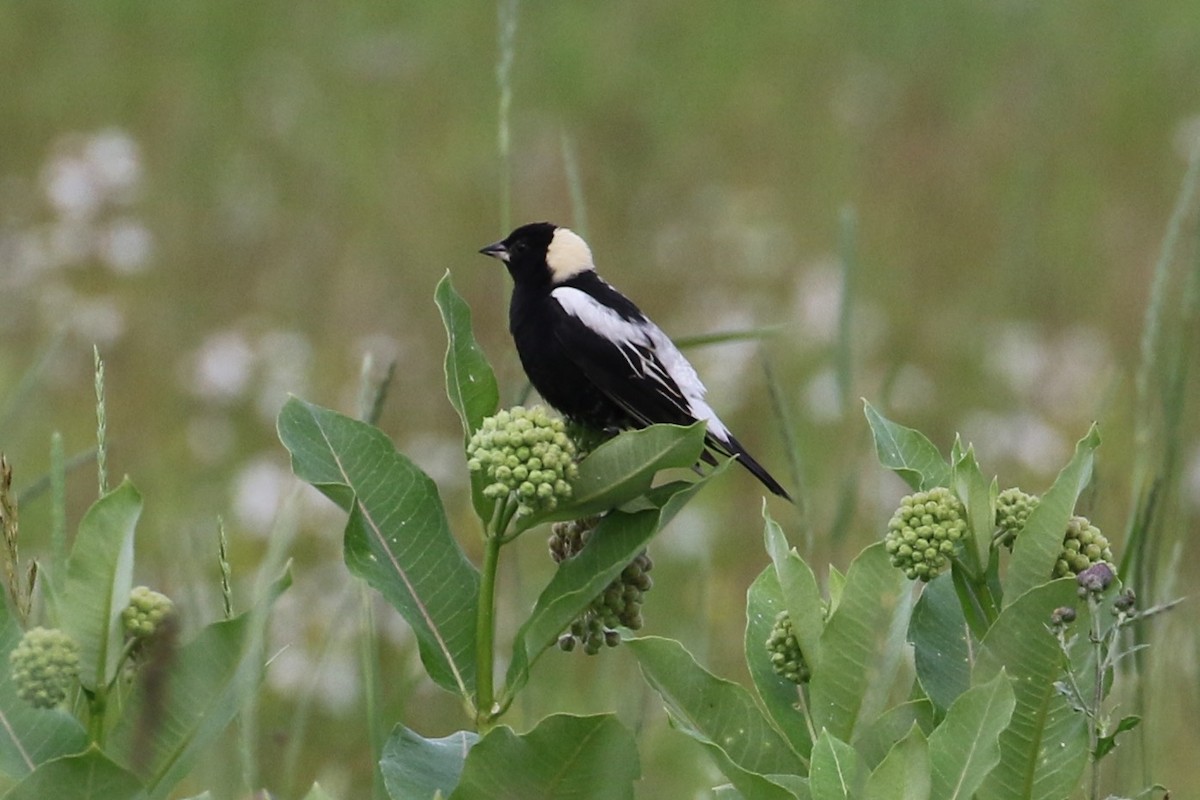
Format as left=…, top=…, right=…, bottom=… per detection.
left=2, top=1, right=1198, bottom=797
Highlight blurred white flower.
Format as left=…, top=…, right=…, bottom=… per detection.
left=231, top=457, right=294, bottom=532
left=42, top=154, right=101, bottom=220
left=188, top=330, right=256, bottom=402
left=99, top=218, right=154, bottom=274
left=83, top=128, right=142, bottom=198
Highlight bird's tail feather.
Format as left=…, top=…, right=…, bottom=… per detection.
left=710, top=434, right=792, bottom=502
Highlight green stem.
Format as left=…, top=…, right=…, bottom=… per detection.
left=475, top=496, right=517, bottom=730
left=87, top=688, right=107, bottom=746
left=951, top=562, right=1000, bottom=640
left=1088, top=593, right=1103, bottom=800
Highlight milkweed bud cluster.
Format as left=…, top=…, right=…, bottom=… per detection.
left=995, top=487, right=1039, bottom=549
left=9, top=627, right=80, bottom=709
left=1055, top=516, right=1114, bottom=579
left=884, top=487, right=967, bottom=582
left=765, top=610, right=810, bottom=684
left=122, top=586, right=175, bottom=640
left=467, top=406, right=579, bottom=517
left=995, top=487, right=1115, bottom=579
left=550, top=517, right=654, bottom=655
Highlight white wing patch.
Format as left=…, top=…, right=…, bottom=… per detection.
left=550, top=287, right=731, bottom=441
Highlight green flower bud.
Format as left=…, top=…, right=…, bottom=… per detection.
left=122, top=586, right=176, bottom=640
left=995, top=487, right=1039, bottom=549
left=765, top=611, right=811, bottom=684
left=466, top=406, right=580, bottom=517
left=1054, top=516, right=1114, bottom=579
left=883, top=487, right=966, bottom=582
left=9, top=627, right=80, bottom=709
left=551, top=517, right=653, bottom=655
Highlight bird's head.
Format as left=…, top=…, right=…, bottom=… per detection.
left=479, top=222, right=595, bottom=286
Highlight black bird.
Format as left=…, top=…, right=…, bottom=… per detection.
left=479, top=221, right=791, bottom=500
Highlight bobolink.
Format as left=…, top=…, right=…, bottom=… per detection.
left=480, top=222, right=791, bottom=500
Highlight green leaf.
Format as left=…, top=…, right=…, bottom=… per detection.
left=763, top=507, right=824, bottom=673
left=746, top=566, right=814, bottom=760
left=863, top=724, right=929, bottom=800
left=504, top=475, right=708, bottom=703
left=301, top=784, right=336, bottom=800
left=950, top=445, right=996, bottom=575
left=629, top=636, right=804, bottom=800
left=435, top=272, right=501, bottom=521
left=808, top=731, right=865, bottom=800
left=0, top=601, right=88, bottom=778
left=863, top=402, right=951, bottom=491
left=809, top=544, right=912, bottom=743
left=278, top=397, right=479, bottom=699
left=909, top=573, right=974, bottom=713
left=974, top=580, right=1089, bottom=800
left=59, top=479, right=140, bottom=691
left=381, top=726, right=479, bottom=800
left=4, top=747, right=143, bottom=800
left=1005, top=425, right=1100, bottom=605
left=514, top=422, right=707, bottom=533
left=436, top=272, right=499, bottom=441
left=110, top=570, right=291, bottom=798
left=928, top=671, right=1015, bottom=800
left=1095, top=715, right=1140, bottom=759
left=448, top=714, right=638, bottom=800
left=852, top=700, right=935, bottom=771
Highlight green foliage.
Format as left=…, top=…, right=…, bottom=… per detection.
left=448, top=714, right=640, bottom=800
left=279, top=276, right=717, bottom=797
left=278, top=396, right=482, bottom=700
left=628, top=406, right=1166, bottom=799
left=0, top=478, right=288, bottom=797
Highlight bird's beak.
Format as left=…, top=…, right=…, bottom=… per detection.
left=478, top=240, right=509, bottom=262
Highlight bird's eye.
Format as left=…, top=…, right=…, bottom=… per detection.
left=510, top=241, right=525, bottom=254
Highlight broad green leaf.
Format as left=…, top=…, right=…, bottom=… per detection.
left=809, top=544, right=911, bottom=742
left=909, top=574, right=973, bottom=713
left=278, top=397, right=479, bottom=698
left=950, top=446, right=996, bottom=575
left=504, top=475, right=708, bottom=702
left=629, top=636, right=804, bottom=799
left=436, top=271, right=499, bottom=440
left=746, top=566, right=814, bottom=759
left=448, top=714, right=638, bottom=800
left=763, top=506, right=824, bottom=672
left=4, top=747, right=143, bottom=800
left=808, top=731, right=865, bottom=800
left=513, top=422, right=707, bottom=533
left=0, top=601, right=87, bottom=778
left=863, top=724, right=930, bottom=800
left=863, top=402, right=951, bottom=491
left=975, top=580, right=1089, bottom=800
left=435, top=272, right=501, bottom=521
left=1004, top=425, right=1100, bottom=606
left=110, top=570, right=291, bottom=798
left=928, top=671, right=1015, bottom=800
left=381, top=726, right=479, bottom=800
left=59, top=479, right=140, bottom=691
left=852, top=700, right=935, bottom=771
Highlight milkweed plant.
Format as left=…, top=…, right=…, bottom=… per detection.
left=0, top=276, right=1176, bottom=799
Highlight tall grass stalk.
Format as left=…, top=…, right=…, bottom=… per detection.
left=94, top=345, right=108, bottom=497
left=0, top=329, right=65, bottom=438
left=561, top=130, right=588, bottom=239
left=239, top=487, right=302, bottom=795
left=49, top=431, right=67, bottom=594
left=495, top=0, right=520, bottom=236
left=1121, top=140, right=1200, bottom=791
